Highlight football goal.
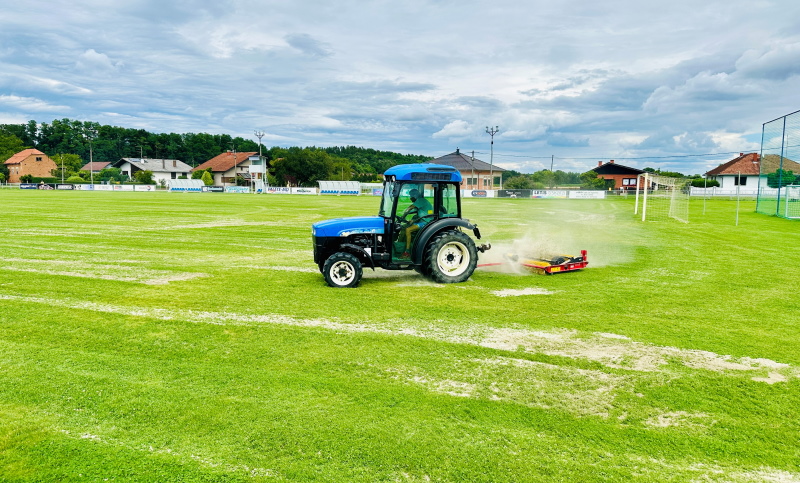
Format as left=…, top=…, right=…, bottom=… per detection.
left=635, top=173, right=690, bottom=222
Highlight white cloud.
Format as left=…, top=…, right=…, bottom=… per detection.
left=75, top=49, right=121, bottom=73
left=0, top=95, right=70, bottom=112
left=432, top=120, right=473, bottom=139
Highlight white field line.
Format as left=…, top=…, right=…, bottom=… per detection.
left=58, top=429, right=276, bottom=477
left=1, top=293, right=795, bottom=383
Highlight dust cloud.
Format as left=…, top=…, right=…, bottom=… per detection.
left=477, top=207, right=639, bottom=270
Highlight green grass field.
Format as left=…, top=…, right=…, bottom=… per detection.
left=1, top=190, right=798, bottom=482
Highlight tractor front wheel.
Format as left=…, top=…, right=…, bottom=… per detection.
left=424, top=231, right=477, bottom=283
left=323, top=252, right=363, bottom=288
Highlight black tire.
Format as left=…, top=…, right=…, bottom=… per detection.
left=424, top=231, right=478, bottom=283
left=323, top=252, right=362, bottom=288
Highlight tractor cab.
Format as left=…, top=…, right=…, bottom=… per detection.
left=379, top=172, right=461, bottom=262
left=312, top=163, right=489, bottom=287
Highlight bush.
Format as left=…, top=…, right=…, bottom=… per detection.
left=66, top=175, right=85, bottom=183
left=691, top=178, right=720, bottom=188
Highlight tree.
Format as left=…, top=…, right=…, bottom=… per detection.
left=580, top=171, right=608, bottom=189
left=192, top=167, right=212, bottom=180
left=134, top=170, right=154, bottom=184
left=50, top=153, right=84, bottom=179
left=767, top=169, right=797, bottom=188
left=97, top=167, right=127, bottom=183
left=273, top=147, right=335, bottom=186
left=504, top=176, right=534, bottom=189
left=0, top=131, right=26, bottom=156
left=201, top=170, right=213, bottom=186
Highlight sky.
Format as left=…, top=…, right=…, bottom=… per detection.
left=2, top=0, right=799, bottom=175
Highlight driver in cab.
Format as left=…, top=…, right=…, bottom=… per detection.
left=399, top=188, right=433, bottom=259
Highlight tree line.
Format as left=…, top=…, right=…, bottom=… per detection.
left=0, top=119, right=431, bottom=185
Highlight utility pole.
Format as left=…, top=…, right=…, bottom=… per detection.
left=485, top=126, right=499, bottom=190
left=86, top=127, right=97, bottom=186
left=550, top=154, right=554, bottom=188
left=470, top=150, right=476, bottom=189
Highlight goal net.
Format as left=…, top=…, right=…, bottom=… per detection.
left=635, top=174, right=690, bottom=223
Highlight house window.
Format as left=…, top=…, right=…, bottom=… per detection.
left=622, top=178, right=637, bottom=186
left=36, top=157, right=42, bottom=161
left=735, top=175, right=747, bottom=186
left=171, top=172, right=177, bottom=179
left=465, top=177, right=478, bottom=186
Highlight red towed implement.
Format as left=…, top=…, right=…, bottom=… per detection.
left=479, top=250, right=588, bottom=274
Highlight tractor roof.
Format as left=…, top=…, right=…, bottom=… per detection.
left=384, top=163, right=462, bottom=183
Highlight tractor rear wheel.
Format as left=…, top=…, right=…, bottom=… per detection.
left=323, top=252, right=362, bottom=288
left=424, top=231, right=477, bottom=283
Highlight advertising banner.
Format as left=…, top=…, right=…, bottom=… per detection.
left=113, top=185, right=135, bottom=191
left=202, top=186, right=225, bottom=192
left=291, top=187, right=317, bottom=195
left=20, top=183, right=38, bottom=189
left=56, top=184, right=75, bottom=190
left=498, top=189, right=531, bottom=198
left=225, top=186, right=250, bottom=193
left=92, top=185, right=113, bottom=191
left=568, top=190, right=606, bottom=199
left=134, top=185, right=156, bottom=191
left=371, top=188, right=384, bottom=196
left=266, top=187, right=291, bottom=194
left=531, top=190, right=568, bottom=199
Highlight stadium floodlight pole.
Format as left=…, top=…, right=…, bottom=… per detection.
left=254, top=130, right=264, bottom=158
left=486, top=126, right=499, bottom=190
left=550, top=154, right=555, bottom=188
left=254, top=130, right=265, bottom=189
left=59, top=154, right=64, bottom=183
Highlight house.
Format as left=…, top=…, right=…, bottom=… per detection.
left=191, top=151, right=261, bottom=185
left=80, top=161, right=111, bottom=173
left=424, top=149, right=506, bottom=190
left=111, top=158, right=193, bottom=185
left=705, top=152, right=800, bottom=190
left=3, top=149, right=59, bottom=183
left=590, top=160, right=645, bottom=190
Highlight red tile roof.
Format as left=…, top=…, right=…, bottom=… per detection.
left=81, top=161, right=111, bottom=171
left=4, top=148, right=46, bottom=165
left=705, top=153, right=800, bottom=176
left=192, top=151, right=258, bottom=173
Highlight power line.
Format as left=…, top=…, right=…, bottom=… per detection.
left=468, top=150, right=752, bottom=160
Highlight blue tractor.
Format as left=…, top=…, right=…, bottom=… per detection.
left=312, top=163, right=491, bottom=287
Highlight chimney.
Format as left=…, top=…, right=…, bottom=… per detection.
left=610, top=160, right=615, bottom=164
left=162, top=159, right=165, bottom=169
left=739, top=153, right=743, bottom=157
left=598, top=161, right=603, bottom=167
left=456, top=147, right=460, bottom=155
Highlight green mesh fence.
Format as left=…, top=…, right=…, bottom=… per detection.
left=757, top=109, right=800, bottom=219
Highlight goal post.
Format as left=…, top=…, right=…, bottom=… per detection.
left=635, top=173, right=690, bottom=223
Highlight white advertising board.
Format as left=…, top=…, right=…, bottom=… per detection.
left=568, top=190, right=606, bottom=199
left=291, top=187, right=318, bottom=195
